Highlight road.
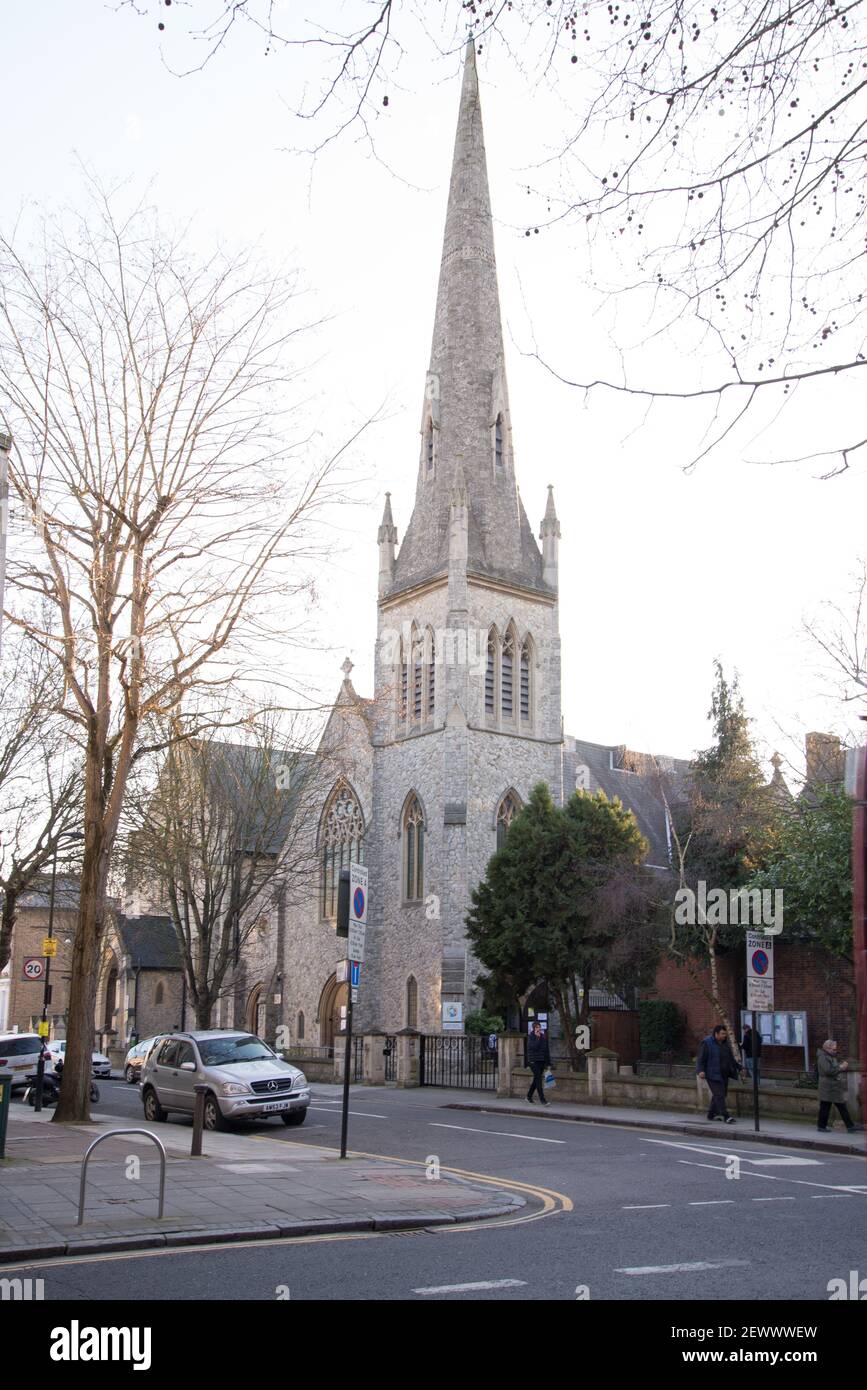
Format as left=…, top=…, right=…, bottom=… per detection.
left=8, top=1079, right=867, bottom=1301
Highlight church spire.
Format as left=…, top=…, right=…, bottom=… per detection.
left=384, top=40, right=549, bottom=599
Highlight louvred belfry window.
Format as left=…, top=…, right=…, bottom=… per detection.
left=427, top=630, right=436, bottom=720
left=412, top=633, right=423, bottom=721
left=398, top=641, right=408, bottom=722
left=501, top=632, right=514, bottom=719
left=495, top=414, right=504, bottom=474
left=485, top=632, right=496, bottom=716
left=520, top=641, right=531, bottom=722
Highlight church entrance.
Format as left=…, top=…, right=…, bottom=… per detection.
left=318, top=974, right=348, bottom=1055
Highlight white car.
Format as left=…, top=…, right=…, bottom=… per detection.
left=46, top=1040, right=112, bottom=1078
left=0, top=1032, right=50, bottom=1091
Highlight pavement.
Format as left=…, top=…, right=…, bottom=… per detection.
left=441, top=1092, right=867, bottom=1156
left=0, top=1102, right=525, bottom=1263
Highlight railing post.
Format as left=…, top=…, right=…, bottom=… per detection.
left=191, top=1084, right=208, bottom=1157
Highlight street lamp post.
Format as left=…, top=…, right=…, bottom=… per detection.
left=34, top=830, right=84, bottom=1112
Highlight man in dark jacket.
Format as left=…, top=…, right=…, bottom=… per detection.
left=697, top=1024, right=739, bottom=1123
left=526, top=1022, right=551, bottom=1106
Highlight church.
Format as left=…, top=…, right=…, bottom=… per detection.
left=255, top=40, right=566, bottom=1049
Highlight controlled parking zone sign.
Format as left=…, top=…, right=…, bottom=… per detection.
left=746, top=931, right=774, bottom=1010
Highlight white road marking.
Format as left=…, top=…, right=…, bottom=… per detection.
left=752, top=1197, right=795, bottom=1202
left=308, top=1107, right=388, bottom=1119
left=413, top=1279, right=527, bottom=1295
left=622, top=1204, right=671, bottom=1210
left=616, top=1260, right=750, bottom=1276
left=675, top=1157, right=867, bottom=1197
left=646, top=1138, right=821, bottom=1166
left=430, top=1123, right=565, bottom=1145
left=689, top=1200, right=734, bottom=1205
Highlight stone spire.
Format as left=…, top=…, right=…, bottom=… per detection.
left=385, top=40, right=547, bottom=599
left=540, top=485, right=560, bottom=590
left=377, top=492, right=398, bottom=596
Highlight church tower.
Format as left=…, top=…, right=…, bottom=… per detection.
left=365, top=40, right=563, bottom=1035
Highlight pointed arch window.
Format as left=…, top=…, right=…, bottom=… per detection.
left=398, top=637, right=408, bottom=723
left=496, top=790, right=523, bottom=851
left=501, top=628, right=515, bottom=721
left=403, top=795, right=425, bottom=901
left=406, top=975, right=418, bottom=1029
left=297, top=1011, right=305, bottom=1042
left=154, top=981, right=164, bottom=1007
left=426, top=627, right=436, bottom=721
left=485, top=629, right=497, bottom=717
left=321, top=783, right=365, bottom=920
left=494, top=414, right=504, bottom=474
left=520, top=638, right=532, bottom=724
left=411, top=625, right=423, bottom=723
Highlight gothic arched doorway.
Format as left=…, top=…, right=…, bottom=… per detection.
left=245, top=983, right=263, bottom=1036
left=318, top=974, right=348, bottom=1054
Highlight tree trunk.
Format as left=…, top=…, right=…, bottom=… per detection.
left=0, top=888, right=18, bottom=975
left=53, top=825, right=108, bottom=1122
left=552, top=983, right=579, bottom=1070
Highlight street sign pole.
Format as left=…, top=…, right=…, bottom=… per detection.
left=339, top=987, right=354, bottom=1160
left=34, top=845, right=59, bottom=1113
left=752, top=1008, right=760, bottom=1133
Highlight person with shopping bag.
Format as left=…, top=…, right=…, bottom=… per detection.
left=526, top=1021, right=552, bottom=1106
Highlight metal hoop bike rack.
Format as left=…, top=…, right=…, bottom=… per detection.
left=77, top=1128, right=167, bottom=1226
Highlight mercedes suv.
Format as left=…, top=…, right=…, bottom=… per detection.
left=140, top=1030, right=310, bottom=1131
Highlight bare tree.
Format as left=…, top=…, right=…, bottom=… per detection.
left=0, top=190, right=359, bottom=1119
left=124, top=704, right=330, bottom=1030
left=804, top=558, right=867, bottom=717
left=0, top=623, right=83, bottom=973
left=123, top=0, right=867, bottom=470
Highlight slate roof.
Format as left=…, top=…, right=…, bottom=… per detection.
left=562, top=736, right=691, bottom=869
left=115, top=913, right=182, bottom=970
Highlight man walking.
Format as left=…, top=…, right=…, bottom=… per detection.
left=526, top=1021, right=551, bottom=1106
left=697, top=1024, right=739, bottom=1124
left=741, top=1022, right=762, bottom=1084
left=816, top=1039, right=861, bottom=1133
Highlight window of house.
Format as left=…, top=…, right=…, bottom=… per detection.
left=496, top=791, right=523, bottom=850
left=520, top=640, right=531, bottom=723
left=485, top=630, right=496, bottom=716
left=403, top=795, right=425, bottom=901
left=321, top=783, right=365, bottom=920
left=406, top=975, right=418, bottom=1029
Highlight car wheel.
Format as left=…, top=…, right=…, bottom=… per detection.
left=143, top=1087, right=166, bottom=1123
left=281, top=1109, right=307, bottom=1127
left=203, top=1093, right=229, bottom=1132
left=125, top=1067, right=136, bottom=1084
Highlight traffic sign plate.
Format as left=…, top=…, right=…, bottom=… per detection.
left=350, top=862, right=368, bottom=924
left=22, top=957, right=45, bottom=982
left=348, top=921, right=365, bottom=963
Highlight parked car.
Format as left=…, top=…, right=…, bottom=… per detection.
left=46, top=1040, right=112, bottom=1078
left=123, top=1036, right=165, bottom=1084
left=0, top=1033, right=51, bottom=1092
left=140, top=1030, right=310, bottom=1131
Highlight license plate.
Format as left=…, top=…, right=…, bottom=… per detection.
left=13, top=1063, right=31, bottom=1070
left=262, top=1100, right=289, bottom=1113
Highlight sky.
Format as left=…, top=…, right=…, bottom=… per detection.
left=2, top=1, right=865, bottom=779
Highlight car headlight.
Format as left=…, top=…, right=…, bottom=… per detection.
left=293, top=1072, right=308, bottom=1088
left=219, top=1081, right=253, bottom=1097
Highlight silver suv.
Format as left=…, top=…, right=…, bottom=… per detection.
left=141, top=1030, right=310, bottom=1131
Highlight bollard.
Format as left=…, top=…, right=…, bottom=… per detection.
left=191, top=1084, right=208, bottom=1157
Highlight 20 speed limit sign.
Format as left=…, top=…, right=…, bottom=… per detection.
left=22, top=957, right=46, bottom=982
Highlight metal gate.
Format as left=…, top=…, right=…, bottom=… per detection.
left=419, top=1035, right=498, bottom=1090
left=383, top=1036, right=397, bottom=1082
left=352, top=1036, right=364, bottom=1082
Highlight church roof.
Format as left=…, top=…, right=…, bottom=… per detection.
left=114, top=913, right=182, bottom=971
left=385, top=40, right=549, bottom=599
left=563, top=737, right=691, bottom=869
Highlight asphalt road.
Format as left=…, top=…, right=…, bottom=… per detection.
left=9, top=1079, right=867, bottom=1301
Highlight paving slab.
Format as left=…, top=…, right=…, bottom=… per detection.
left=0, top=1104, right=525, bottom=1262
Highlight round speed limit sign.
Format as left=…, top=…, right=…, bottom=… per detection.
left=22, top=957, right=46, bottom=982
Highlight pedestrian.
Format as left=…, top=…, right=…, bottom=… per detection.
left=696, top=1023, right=740, bottom=1124
left=816, top=1039, right=861, bottom=1133
left=741, top=1022, right=762, bottom=1084
left=526, top=1021, right=551, bottom=1106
